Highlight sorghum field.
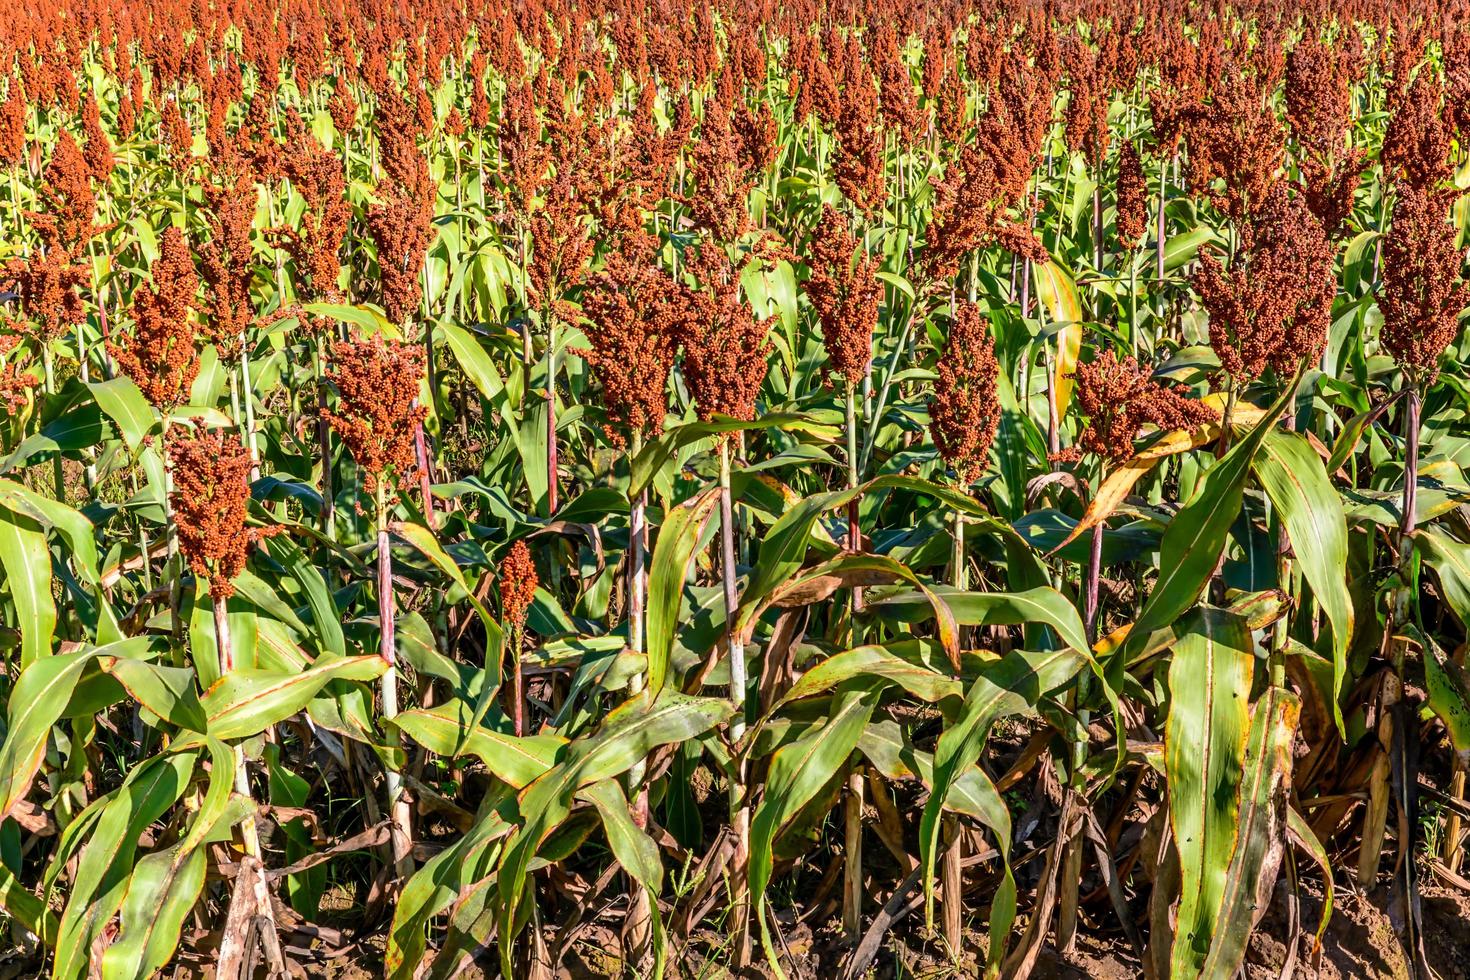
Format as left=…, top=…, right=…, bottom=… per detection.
left=0, top=0, right=1468, bottom=976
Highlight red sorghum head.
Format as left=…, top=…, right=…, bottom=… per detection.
left=577, top=232, right=686, bottom=446
left=1378, top=184, right=1470, bottom=384
left=499, top=538, right=538, bottom=631
left=807, top=205, right=882, bottom=387
left=110, top=226, right=201, bottom=410
left=680, top=243, right=772, bottom=424
left=929, top=302, right=1001, bottom=485
left=322, top=332, right=428, bottom=496
left=1070, top=351, right=1216, bottom=463
left=169, top=428, right=277, bottom=599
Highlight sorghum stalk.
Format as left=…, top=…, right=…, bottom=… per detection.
left=843, top=382, right=864, bottom=940
left=1446, top=758, right=1468, bottom=873
left=315, top=336, right=335, bottom=539
left=546, top=310, right=559, bottom=515
left=941, top=508, right=966, bottom=954
left=845, top=382, right=862, bottom=601
left=628, top=439, right=646, bottom=687
left=1156, top=157, right=1170, bottom=329
left=212, top=596, right=261, bottom=855
left=239, top=344, right=261, bottom=482
left=41, top=344, right=64, bottom=502
left=843, top=762, right=865, bottom=939
left=376, top=483, right=413, bottom=879
left=1058, top=516, right=1101, bottom=957
left=719, top=438, right=752, bottom=966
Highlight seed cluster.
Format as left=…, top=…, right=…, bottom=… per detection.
left=197, top=166, right=256, bottom=363
left=1194, top=182, right=1334, bottom=380
left=923, top=50, right=1053, bottom=281
left=928, top=302, right=1001, bottom=486
left=499, top=539, right=538, bottom=631
left=368, top=89, right=433, bottom=325
left=1284, top=33, right=1364, bottom=238
left=169, top=428, right=277, bottom=599
left=807, top=205, right=881, bottom=387
left=1379, top=185, right=1470, bottom=383
left=110, top=226, right=201, bottom=410
left=680, top=245, right=773, bottom=424
left=278, top=113, right=351, bottom=303
left=1071, top=352, right=1217, bottom=463
left=576, top=233, right=687, bottom=446
left=1114, top=143, right=1148, bottom=250
left=322, top=333, right=428, bottom=495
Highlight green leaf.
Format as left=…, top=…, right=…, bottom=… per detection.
left=51, top=751, right=199, bottom=980
left=386, top=797, right=512, bottom=978
left=771, top=640, right=960, bottom=709
left=440, top=319, right=508, bottom=403
left=100, top=658, right=207, bottom=733
left=392, top=702, right=565, bottom=788
left=0, top=508, right=56, bottom=669
left=870, top=585, right=1091, bottom=661
left=645, top=486, right=722, bottom=698
left=98, top=845, right=207, bottom=980
left=1252, top=430, right=1353, bottom=730
left=391, top=521, right=506, bottom=731
left=99, top=739, right=235, bottom=979
left=581, top=779, right=667, bottom=979
left=1416, top=529, right=1470, bottom=630
left=87, top=377, right=156, bottom=453
left=262, top=535, right=346, bottom=659
left=1194, top=686, right=1300, bottom=978
left=918, top=648, right=1084, bottom=975
left=391, top=521, right=502, bottom=649
left=1423, top=633, right=1470, bottom=752
left=201, top=656, right=386, bottom=740
left=0, top=638, right=160, bottom=821
left=750, top=681, right=879, bottom=979
left=494, top=691, right=732, bottom=978
left=0, top=479, right=101, bottom=585
left=303, top=302, right=398, bottom=338
left=1287, top=805, right=1334, bottom=949
left=1121, top=387, right=1289, bottom=667
left=1031, top=260, right=1082, bottom=419
left=1167, top=607, right=1257, bottom=978
left=630, top=414, right=838, bottom=500
left=0, top=861, right=57, bottom=943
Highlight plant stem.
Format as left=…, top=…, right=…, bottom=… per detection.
left=213, top=590, right=261, bottom=854
left=42, top=344, right=65, bottom=503
left=316, top=336, right=335, bottom=540
left=846, top=382, right=863, bottom=613
left=239, top=343, right=261, bottom=483
left=546, top=312, right=558, bottom=516
left=1084, top=522, right=1104, bottom=645
left=376, top=485, right=413, bottom=879
left=942, top=508, right=966, bottom=954
left=719, top=439, right=751, bottom=967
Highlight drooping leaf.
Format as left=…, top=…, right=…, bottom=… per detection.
left=918, top=648, right=1084, bottom=976
left=1120, top=387, right=1289, bottom=670
left=0, top=637, right=162, bottom=821
left=645, top=486, right=721, bottom=698
left=392, top=702, right=566, bottom=787
left=1252, top=429, right=1353, bottom=730
left=201, top=656, right=386, bottom=740
left=1166, top=607, right=1256, bottom=978
left=750, top=681, right=879, bottom=979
